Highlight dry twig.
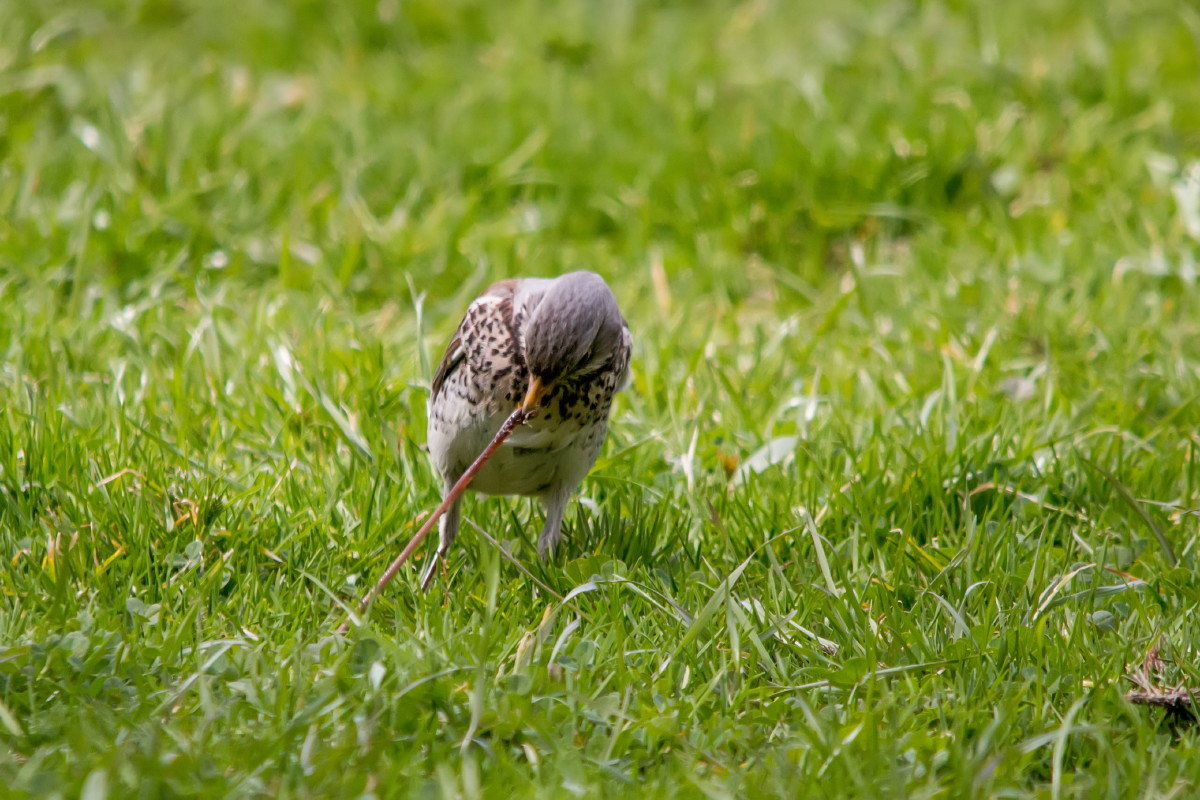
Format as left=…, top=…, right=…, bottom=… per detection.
left=1126, top=642, right=1196, bottom=723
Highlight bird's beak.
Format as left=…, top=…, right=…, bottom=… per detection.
left=521, top=376, right=547, bottom=414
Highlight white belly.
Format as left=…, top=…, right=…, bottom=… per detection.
left=427, top=409, right=606, bottom=498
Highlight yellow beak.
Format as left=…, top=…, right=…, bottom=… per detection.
left=521, top=376, right=547, bottom=413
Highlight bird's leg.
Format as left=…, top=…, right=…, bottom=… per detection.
left=420, top=383, right=548, bottom=588
left=537, top=489, right=571, bottom=558
left=419, top=488, right=460, bottom=592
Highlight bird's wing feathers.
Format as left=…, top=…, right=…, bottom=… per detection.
left=430, top=282, right=520, bottom=401
left=430, top=330, right=464, bottom=401
left=615, top=323, right=633, bottom=391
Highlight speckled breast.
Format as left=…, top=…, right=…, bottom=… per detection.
left=428, top=359, right=622, bottom=498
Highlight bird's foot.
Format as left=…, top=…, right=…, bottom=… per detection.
left=418, top=549, right=445, bottom=593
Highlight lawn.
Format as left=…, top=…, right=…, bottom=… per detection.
left=2, top=0, right=1200, bottom=796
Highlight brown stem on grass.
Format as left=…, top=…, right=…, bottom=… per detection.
left=1125, top=641, right=1198, bottom=724
left=337, top=406, right=531, bottom=633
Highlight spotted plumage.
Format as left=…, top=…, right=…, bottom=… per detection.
left=425, top=271, right=632, bottom=578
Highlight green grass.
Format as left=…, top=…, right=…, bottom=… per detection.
left=2, top=0, right=1200, bottom=796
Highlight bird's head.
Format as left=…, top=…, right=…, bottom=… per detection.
left=520, top=271, right=625, bottom=413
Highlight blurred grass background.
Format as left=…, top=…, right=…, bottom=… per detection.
left=2, top=0, right=1200, bottom=797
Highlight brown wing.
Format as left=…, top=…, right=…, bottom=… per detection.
left=430, top=326, right=465, bottom=402
left=430, top=281, right=520, bottom=401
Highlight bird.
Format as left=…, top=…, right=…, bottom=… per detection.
left=422, top=270, right=632, bottom=587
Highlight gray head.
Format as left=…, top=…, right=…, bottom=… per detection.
left=521, top=271, right=625, bottom=385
